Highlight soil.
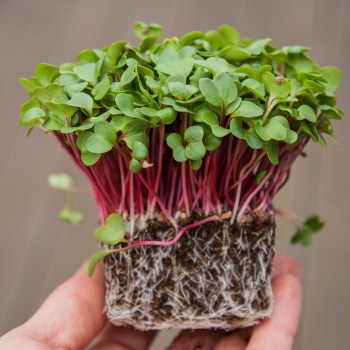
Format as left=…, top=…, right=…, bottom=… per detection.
left=103, top=212, right=276, bottom=330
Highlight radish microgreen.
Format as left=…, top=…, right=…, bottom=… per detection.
left=20, top=23, right=342, bottom=274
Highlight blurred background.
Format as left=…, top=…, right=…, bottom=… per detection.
left=0, top=0, right=349, bottom=349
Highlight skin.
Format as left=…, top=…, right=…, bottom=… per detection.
left=0, top=255, right=302, bottom=350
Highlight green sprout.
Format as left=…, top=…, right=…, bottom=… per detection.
left=48, top=174, right=84, bottom=225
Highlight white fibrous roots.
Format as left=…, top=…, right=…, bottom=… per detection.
left=103, top=217, right=275, bottom=330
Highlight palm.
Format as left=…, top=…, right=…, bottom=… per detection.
left=0, top=255, right=301, bottom=350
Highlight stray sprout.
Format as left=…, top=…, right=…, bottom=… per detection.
left=48, top=173, right=85, bottom=225
left=21, top=23, right=342, bottom=275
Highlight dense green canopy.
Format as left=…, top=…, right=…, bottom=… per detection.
left=19, top=22, right=341, bottom=171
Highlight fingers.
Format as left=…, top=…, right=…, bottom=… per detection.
left=168, top=329, right=225, bottom=350
left=271, top=255, right=302, bottom=280
left=90, top=322, right=157, bottom=350
left=213, top=332, right=247, bottom=350
left=246, top=273, right=302, bottom=350
left=22, top=261, right=107, bottom=350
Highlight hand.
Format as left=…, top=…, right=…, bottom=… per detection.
left=0, top=254, right=301, bottom=350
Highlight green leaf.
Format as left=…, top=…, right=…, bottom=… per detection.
left=22, top=107, right=46, bottom=123
left=82, top=152, right=101, bottom=166
left=66, top=82, right=89, bottom=95
left=217, top=48, right=251, bottom=63
left=107, top=41, right=127, bottom=64
left=278, top=104, right=297, bottom=118
left=155, top=58, right=194, bottom=77
left=120, top=65, right=137, bottom=86
left=34, top=84, right=63, bottom=103
left=74, top=63, right=96, bottom=85
left=199, top=72, right=237, bottom=108
left=256, top=121, right=286, bottom=141
left=219, top=25, right=240, bottom=45
left=226, top=97, right=242, bottom=115
left=241, top=78, right=266, bottom=100
left=168, top=82, right=199, bottom=101
left=184, top=126, right=204, bottom=143
left=291, top=228, right=312, bottom=247
left=202, top=129, right=222, bottom=150
left=190, top=159, right=202, bottom=170
left=140, top=36, right=157, bottom=52
left=167, top=133, right=183, bottom=149
left=173, top=145, right=187, bottom=162
left=111, top=116, right=133, bottom=131
left=130, top=159, right=142, bottom=172
left=95, top=121, right=116, bottom=143
left=158, top=107, right=176, bottom=124
left=19, top=77, right=42, bottom=93
left=305, top=214, right=324, bottom=232
left=236, top=65, right=272, bottom=82
left=320, top=66, right=342, bottom=92
left=180, top=31, right=205, bottom=46
left=232, top=101, right=264, bottom=118
left=86, top=134, right=113, bottom=153
left=46, top=102, right=77, bottom=118
left=199, top=78, right=222, bottom=107
left=202, top=110, right=230, bottom=137
left=266, top=140, right=279, bottom=164
left=247, top=38, right=272, bottom=55
left=165, top=74, right=186, bottom=85
left=94, top=213, right=125, bottom=245
left=115, top=93, right=137, bottom=117
left=90, top=111, right=111, bottom=123
left=319, top=121, right=339, bottom=147
left=35, top=63, right=59, bottom=86
left=214, top=72, right=238, bottom=106
left=67, top=92, right=93, bottom=117
left=268, top=115, right=289, bottom=129
left=59, top=207, right=84, bottom=225
left=256, top=169, right=269, bottom=185
left=132, top=141, right=148, bottom=160
left=124, top=119, right=149, bottom=136
left=92, top=78, right=110, bottom=100
left=286, top=53, right=315, bottom=74
left=282, top=45, right=310, bottom=55
left=262, top=72, right=291, bottom=100
left=133, top=22, right=164, bottom=39
left=299, top=121, right=319, bottom=142
left=302, top=80, right=325, bottom=93
left=42, top=116, right=65, bottom=130
left=245, top=127, right=264, bottom=149
left=185, top=142, right=206, bottom=160
left=284, top=129, right=298, bottom=144
left=296, top=105, right=317, bottom=122
left=291, top=215, right=324, bottom=247
left=265, top=122, right=286, bottom=140
left=88, top=250, right=112, bottom=277
left=230, top=117, right=245, bottom=139
left=77, top=132, right=93, bottom=152
left=194, top=57, right=229, bottom=75
left=48, top=173, right=73, bottom=190
left=324, top=108, right=342, bottom=120
left=159, top=96, right=192, bottom=113
left=77, top=49, right=99, bottom=63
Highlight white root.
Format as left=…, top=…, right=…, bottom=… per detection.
left=103, top=218, right=275, bottom=331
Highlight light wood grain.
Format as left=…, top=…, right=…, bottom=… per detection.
left=0, top=0, right=349, bottom=349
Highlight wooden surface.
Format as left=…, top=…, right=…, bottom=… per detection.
left=0, top=0, right=349, bottom=349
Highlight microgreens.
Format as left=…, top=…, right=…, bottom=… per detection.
left=21, top=23, right=342, bottom=271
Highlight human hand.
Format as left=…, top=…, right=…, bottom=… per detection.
left=0, top=254, right=301, bottom=350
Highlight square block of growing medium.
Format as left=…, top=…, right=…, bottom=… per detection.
left=19, top=21, right=341, bottom=330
